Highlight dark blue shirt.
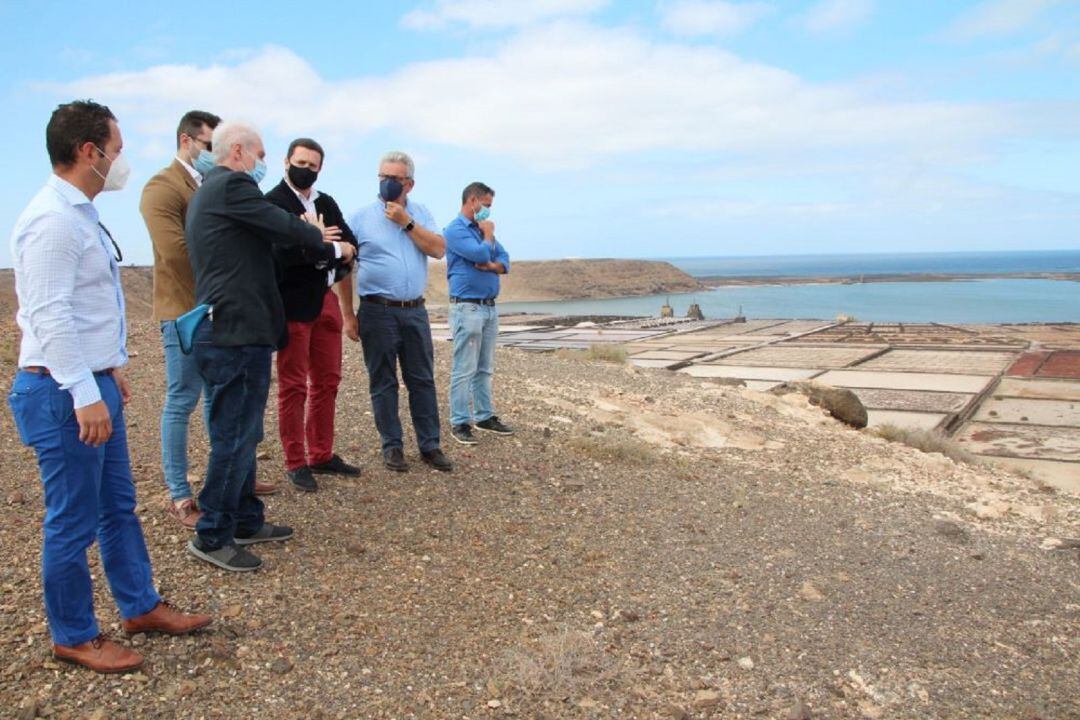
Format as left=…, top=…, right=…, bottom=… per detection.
left=444, top=213, right=510, bottom=300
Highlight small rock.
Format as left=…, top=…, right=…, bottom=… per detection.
left=256, top=450, right=271, bottom=461
left=270, top=657, right=294, bottom=674
left=346, top=543, right=367, bottom=557
left=799, top=581, right=825, bottom=602
left=130, top=632, right=146, bottom=647
left=737, top=656, right=754, bottom=671
left=932, top=519, right=970, bottom=544
left=562, top=481, right=585, bottom=493
left=665, top=705, right=689, bottom=720
left=693, top=689, right=721, bottom=709
left=618, top=608, right=640, bottom=622
left=16, top=698, right=38, bottom=720
left=787, top=699, right=813, bottom=720
left=222, top=604, right=243, bottom=618
left=178, top=680, right=197, bottom=697
left=6, top=491, right=25, bottom=505
left=88, top=710, right=107, bottom=720
left=487, top=699, right=502, bottom=709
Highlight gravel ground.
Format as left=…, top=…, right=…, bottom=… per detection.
left=1, top=318, right=1078, bottom=719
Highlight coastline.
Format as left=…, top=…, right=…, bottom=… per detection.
left=701, top=271, right=1080, bottom=287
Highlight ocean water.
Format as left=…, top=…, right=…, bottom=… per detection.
left=664, top=250, right=1080, bottom=279
left=500, top=251, right=1080, bottom=323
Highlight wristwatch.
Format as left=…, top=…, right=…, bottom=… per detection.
left=403, top=219, right=415, bottom=232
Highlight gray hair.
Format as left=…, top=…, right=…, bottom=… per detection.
left=211, top=121, right=261, bottom=162
left=379, top=150, right=414, bottom=178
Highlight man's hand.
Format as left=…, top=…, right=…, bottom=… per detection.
left=474, top=261, right=494, bottom=272
left=302, top=211, right=343, bottom=243
left=114, top=368, right=132, bottom=405
left=478, top=219, right=495, bottom=240
left=342, top=313, right=360, bottom=342
left=337, top=242, right=356, bottom=262
left=384, top=202, right=411, bottom=227
left=75, top=400, right=112, bottom=447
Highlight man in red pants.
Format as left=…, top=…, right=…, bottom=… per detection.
left=266, top=138, right=360, bottom=491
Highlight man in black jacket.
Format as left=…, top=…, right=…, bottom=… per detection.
left=266, top=138, right=360, bottom=493
left=185, top=121, right=355, bottom=572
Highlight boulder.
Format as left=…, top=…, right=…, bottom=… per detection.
left=772, top=381, right=868, bottom=429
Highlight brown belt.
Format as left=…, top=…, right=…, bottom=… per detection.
left=22, top=366, right=115, bottom=377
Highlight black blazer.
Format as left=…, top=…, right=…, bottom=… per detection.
left=186, top=166, right=331, bottom=348
left=265, top=179, right=358, bottom=323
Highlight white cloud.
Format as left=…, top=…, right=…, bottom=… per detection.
left=402, top=0, right=608, bottom=30
left=947, top=0, right=1063, bottom=39
left=800, top=0, right=874, bottom=34
left=49, top=24, right=1017, bottom=173
left=660, top=1, right=774, bottom=37
left=1034, top=32, right=1080, bottom=61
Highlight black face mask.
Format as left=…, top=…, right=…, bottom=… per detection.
left=288, top=164, right=318, bottom=191
left=379, top=177, right=403, bottom=202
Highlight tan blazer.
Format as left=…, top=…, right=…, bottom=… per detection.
left=140, top=159, right=199, bottom=321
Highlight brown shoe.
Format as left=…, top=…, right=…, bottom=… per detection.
left=254, top=480, right=278, bottom=496
left=168, top=498, right=201, bottom=530
left=53, top=635, right=143, bottom=674
left=121, top=601, right=212, bottom=636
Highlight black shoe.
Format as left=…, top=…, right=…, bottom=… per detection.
left=476, top=416, right=514, bottom=435
left=383, top=447, right=408, bottom=472
left=310, top=454, right=362, bottom=476
left=287, top=466, right=318, bottom=492
left=451, top=424, right=478, bottom=445
left=187, top=539, right=262, bottom=572
left=234, top=523, right=294, bottom=546
left=421, top=448, right=453, bottom=472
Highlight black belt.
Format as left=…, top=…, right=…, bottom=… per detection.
left=361, top=295, right=425, bottom=308
left=22, top=366, right=115, bottom=377
left=450, top=296, right=496, bottom=306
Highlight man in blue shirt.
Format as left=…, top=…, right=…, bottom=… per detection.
left=343, top=151, right=453, bottom=472
left=444, top=182, right=513, bottom=445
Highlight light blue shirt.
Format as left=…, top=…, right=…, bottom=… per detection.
left=10, top=175, right=128, bottom=408
left=349, top=199, right=439, bottom=301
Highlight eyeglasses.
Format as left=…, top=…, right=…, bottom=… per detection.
left=98, top=222, right=123, bottom=263
left=188, top=135, right=212, bottom=152
left=378, top=173, right=411, bottom=183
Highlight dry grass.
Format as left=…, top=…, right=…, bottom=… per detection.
left=567, top=434, right=655, bottom=465
left=872, top=423, right=983, bottom=466
left=494, top=629, right=621, bottom=700
left=554, top=344, right=628, bottom=364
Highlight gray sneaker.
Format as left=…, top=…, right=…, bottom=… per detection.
left=234, top=523, right=294, bottom=546
left=187, top=539, right=262, bottom=572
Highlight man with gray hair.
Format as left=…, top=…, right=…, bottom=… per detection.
left=342, top=151, right=451, bottom=473
left=185, top=121, right=355, bottom=571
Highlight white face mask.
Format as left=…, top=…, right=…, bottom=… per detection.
left=92, top=146, right=131, bottom=192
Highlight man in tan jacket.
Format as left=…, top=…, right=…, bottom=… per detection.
left=140, top=110, right=278, bottom=530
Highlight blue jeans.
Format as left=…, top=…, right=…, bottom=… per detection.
left=449, top=302, right=498, bottom=427
left=191, top=320, right=270, bottom=550
left=160, top=320, right=206, bottom=502
left=357, top=302, right=441, bottom=452
left=9, top=371, right=160, bottom=646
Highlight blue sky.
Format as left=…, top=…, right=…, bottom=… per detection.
left=2, top=0, right=1078, bottom=267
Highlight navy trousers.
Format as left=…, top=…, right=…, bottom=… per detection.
left=357, top=302, right=441, bottom=453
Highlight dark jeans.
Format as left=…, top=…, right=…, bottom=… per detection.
left=358, top=302, right=440, bottom=452
left=191, top=319, right=271, bottom=550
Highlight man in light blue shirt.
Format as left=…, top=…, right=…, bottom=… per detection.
left=8, top=100, right=210, bottom=674
left=342, top=151, right=453, bottom=472
left=443, top=182, right=513, bottom=445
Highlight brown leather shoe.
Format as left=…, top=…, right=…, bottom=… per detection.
left=254, top=480, right=278, bottom=496
left=121, top=601, right=212, bottom=636
left=168, top=498, right=201, bottom=530
left=53, top=635, right=144, bottom=674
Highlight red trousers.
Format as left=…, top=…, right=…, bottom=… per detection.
left=277, top=290, right=343, bottom=471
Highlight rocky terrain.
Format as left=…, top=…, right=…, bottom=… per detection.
left=425, top=259, right=706, bottom=303
left=1, top=306, right=1078, bottom=719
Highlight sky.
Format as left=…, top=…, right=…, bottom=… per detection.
left=1, top=0, right=1078, bottom=267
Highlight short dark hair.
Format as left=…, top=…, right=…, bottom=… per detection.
left=287, top=138, right=324, bottom=164
left=176, top=110, right=221, bottom=149
left=46, top=100, right=116, bottom=168
left=462, top=181, right=494, bottom=205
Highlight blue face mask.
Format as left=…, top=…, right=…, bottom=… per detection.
left=474, top=205, right=491, bottom=222
left=379, top=177, right=403, bottom=202
left=194, top=149, right=215, bottom=176
left=243, top=149, right=267, bottom=185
